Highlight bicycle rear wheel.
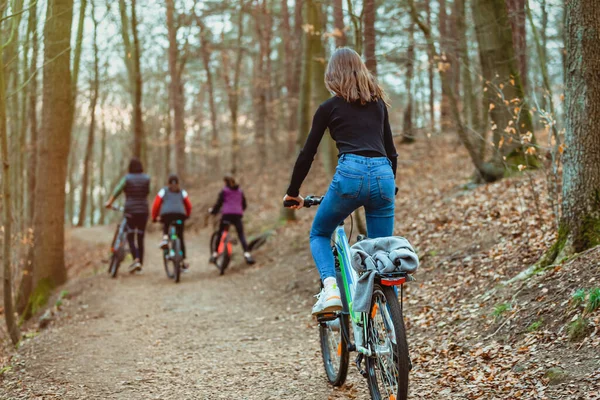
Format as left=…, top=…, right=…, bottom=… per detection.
left=365, top=284, right=410, bottom=400
left=109, top=253, right=120, bottom=278
left=215, top=245, right=230, bottom=275
left=163, top=249, right=174, bottom=279
left=319, top=313, right=350, bottom=386
left=209, top=231, right=220, bottom=256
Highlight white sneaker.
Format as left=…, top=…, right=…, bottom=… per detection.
left=312, top=284, right=343, bottom=316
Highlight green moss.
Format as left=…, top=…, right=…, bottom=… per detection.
left=28, top=279, right=54, bottom=316
left=571, top=288, right=586, bottom=308
left=576, top=215, right=600, bottom=252
left=538, top=225, right=569, bottom=269
left=585, top=287, right=600, bottom=314
left=567, top=316, right=590, bottom=341
left=492, top=302, right=511, bottom=320
left=544, top=367, right=567, bottom=385
left=527, top=319, right=543, bottom=332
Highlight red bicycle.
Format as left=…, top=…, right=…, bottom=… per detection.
left=209, top=219, right=234, bottom=275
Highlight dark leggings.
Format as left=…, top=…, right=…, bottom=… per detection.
left=219, top=214, right=249, bottom=252
left=126, top=213, right=148, bottom=264
left=162, top=214, right=186, bottom=259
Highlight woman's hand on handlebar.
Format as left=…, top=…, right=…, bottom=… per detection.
left=283, top=194, right=304, bottom=210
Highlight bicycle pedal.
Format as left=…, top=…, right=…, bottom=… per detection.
left=355, top=354, right=368, bottom=378
left=316, top=313, right=338, bottom=323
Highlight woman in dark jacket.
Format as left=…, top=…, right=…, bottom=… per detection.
left=105, top=158, right=151, bottom=273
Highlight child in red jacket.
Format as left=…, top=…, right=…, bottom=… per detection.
left=151, top=175, right=192, bottom=268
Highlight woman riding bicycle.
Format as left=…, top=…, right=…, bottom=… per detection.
left=284, top=48, right=398, bottom=316
left=209, top=173, right=255, bottom=265
left=105, top=158, right=151, bottom=274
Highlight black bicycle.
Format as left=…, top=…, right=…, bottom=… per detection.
left=161, top=219, right=184, bottom=283
left=108, top=206, right=130, bottom=278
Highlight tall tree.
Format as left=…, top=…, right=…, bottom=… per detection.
left=167, top=0, right=187, bottom=180
left=472, top=0, right=536, bottom=170
left=543, top=0, right=600, bottom=262
left=30, top=0, right=74, bottom=314
left=0, top=0, right=22, bottom=345
left=77, top=1, right=99, bottom=227
left=438, top=0, right=452, bottom=128
left=363, top=0, right=376, bottom=74
left=119, top=0, right=145, bottom=161
left=425, top=0, right=435, bottom=132
left=402, top=22, right=415, bottom=143
left=197, top=17, right=219, bottom=169
left=505, top=0, right=527, bottom=91
left=221, top=0, right=245, bottom=172
left=333, top=0, right=346, bottom=47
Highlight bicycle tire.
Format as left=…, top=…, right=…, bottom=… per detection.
left=163, top=249, right=174, bottom=279
left=216, top=244, right=231, bottom=275
left=209, top=231, right=220, bottom=256
left=319, top=313, right=350, bottom=386
left=109, top=253, right=120, bottom=278
left=173, top=238, right=182, bottom=283
left=365, top=284, right=410, bottom=400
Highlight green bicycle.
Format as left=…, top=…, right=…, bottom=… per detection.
left=284, top=196, right=412, bottom=400
left=161, top=219, right=184, bottom=283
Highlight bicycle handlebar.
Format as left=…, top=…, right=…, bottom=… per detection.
left=283, top=195, right=323, bottom=208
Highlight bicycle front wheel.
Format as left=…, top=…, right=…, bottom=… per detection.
left=173, top=239, right=182, bottom=283
left=365, top=284, right=410, bottom=400
left=319, top=313, right=349, bottom=386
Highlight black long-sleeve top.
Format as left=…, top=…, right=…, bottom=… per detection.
left=286, top=96, right=398, bottom=197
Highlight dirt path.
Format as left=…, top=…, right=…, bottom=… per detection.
left=1, top=228, right=371, bottom=400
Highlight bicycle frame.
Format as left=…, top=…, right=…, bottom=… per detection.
left=332, top=223, right=373, bottom=356
left=217, top=225, right=232, bottom=256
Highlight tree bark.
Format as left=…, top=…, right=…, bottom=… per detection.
left=0, top=12, right=21, bottom=344
left=77, top=2, right=99, bottom=227
left=550, top=0, right=600, bottom=259
left=333, top=0, right=346, bottom=47
left=425, top=0, right=435, bottom=132
left=167, top=0, right=186, bottom=180
left=505, top=0, right=527, bottom=91
left=130, top=0, right=145, bottom=162
left=456, top=0, right=480, bottom=136
left=438, top=0, right=451, bottom=128
left=31, top=0, right=74, bottom=315
left=18, top=0, right=39, bottom=316
left=472, top=0, right=536, bottom=170
left=99, top=107, right=107, bottom=225
left=220, top=0, right=244, bottom=173
left=363, top=0, right=376, bottom=74
left=198, top=19, right=219, bottom=169
left=402, top=22, right=415, bottom=143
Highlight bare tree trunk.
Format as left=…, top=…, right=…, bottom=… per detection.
left=31, top=0, right=74, bottom=316
left=347, top=0, right=362, bottom=53
left=99, top=108, right=107, bottom=225
left=221, top=0, right=245, bottom=173
left=472, top=0, right=536, bottom=169
left=167, top=0, right=186, bottom=180
left=198, top=20, right=219, bottom=169
left=541, top=0, right=600, bottom=263
left=363, top=0, right=376, bottom=74
left=18, top=0, right=39, bottom=316
left=505, top=0, right=527, bottom=91
left=0, top=11, right=21, bottom=344
left=333, top=0, right=346, bottom=47
left=77, top=3, right=99, bottom=227
left=456, top=0, right=480, bottom=136
left=130, top=0, right=145, bottom=163
left=402, top=22, right=415, bottom=143
left=438, top=0, right=451, bottom=129
left=425, top=0, right=435, bottom=132
left=312, top=0, right=336, bottom=175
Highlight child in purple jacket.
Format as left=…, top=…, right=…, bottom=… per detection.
left=209, top=174, right=255, bottom=265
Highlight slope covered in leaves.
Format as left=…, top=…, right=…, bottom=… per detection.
left=263, top=134, right=599, bottom=399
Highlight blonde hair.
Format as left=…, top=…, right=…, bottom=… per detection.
left=325, top=48, right=387, bottom=105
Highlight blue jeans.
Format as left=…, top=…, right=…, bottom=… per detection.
left=310, top=154, right=395, bottom=280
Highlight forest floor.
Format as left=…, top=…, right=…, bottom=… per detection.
left=1, top=135, right=599, bottom=399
